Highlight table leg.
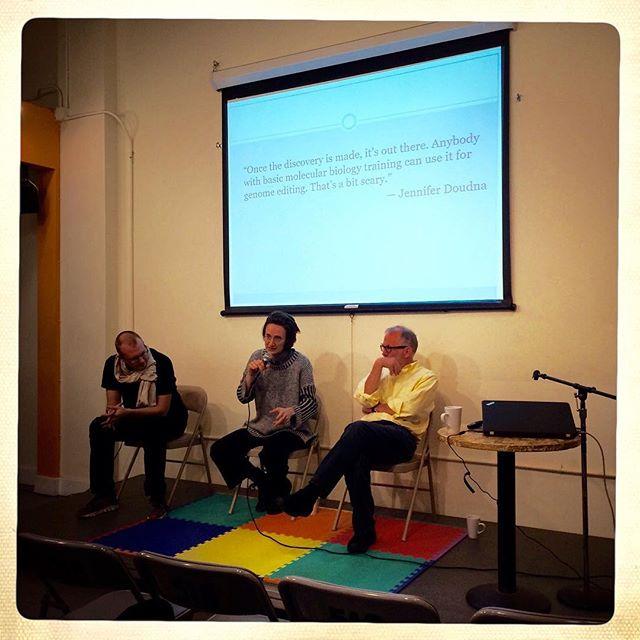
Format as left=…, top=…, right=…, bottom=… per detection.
left=498, top=450, right=516, bottom=592
left=466, top=451, right=551, bottom=612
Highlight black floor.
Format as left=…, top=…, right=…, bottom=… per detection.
left=16, top=477, right=615, bottom=623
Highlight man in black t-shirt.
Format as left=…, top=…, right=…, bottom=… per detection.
left=77, top=331, right=188, bottom=520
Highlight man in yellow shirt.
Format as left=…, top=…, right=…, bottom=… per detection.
left=284, top=325, right=438, bottom=553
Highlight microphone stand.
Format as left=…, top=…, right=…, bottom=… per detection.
left=533, top=370, right=615, bottom=611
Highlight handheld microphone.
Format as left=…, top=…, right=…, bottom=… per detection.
left=261, top=351, right=272, bottom=368
left=463, top=471, right=475, bottom=494
left=532, top=369, right=540, bottom=380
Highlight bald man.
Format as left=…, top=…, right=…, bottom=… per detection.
left=77, top=331, right=188, bottom=520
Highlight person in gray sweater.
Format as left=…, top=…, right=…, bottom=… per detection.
left=210, top=311, right=318, bottom=513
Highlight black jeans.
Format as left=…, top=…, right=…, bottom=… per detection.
left=311, top=420, right=417, bottom=536
left=210, top=428, right=306, bottom=492
left=89, top=413, right=186, bottom=501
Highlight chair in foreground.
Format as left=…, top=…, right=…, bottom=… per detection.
left=117, top=385, right=213, bottom=506
left=134, top=551, right=279, bottom=621
left=470, top=606, right=606, bottom=624
left=18, top=532, right=175, bottom=620
left=332, top=414, right=436, bottom=541
left=277, top=576, right=440, bottom=623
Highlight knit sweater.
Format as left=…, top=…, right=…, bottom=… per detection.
left=237, top=348, right=318, bottom=443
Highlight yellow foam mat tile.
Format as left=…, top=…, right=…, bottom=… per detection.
left=175, top=527, right=323, bottom=576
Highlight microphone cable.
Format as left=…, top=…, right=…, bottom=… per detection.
left=585, top=431, right=615, bottom=529
left=243, top=485, right=425, bottom=566
left=446, top=432, right=497, bottom=502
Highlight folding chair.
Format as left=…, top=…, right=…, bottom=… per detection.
left=134, top=551, right=280, bottom=621
left=332, top=412, right=436, bottom=541
left=470, top=606, right=605, bottom=624
left=117, top=385, right=213, bottom=506
left=228, top=409, right=321, bottom=515
left=278, top=575, right=440, bottom=622
left=18, top=532, right=177, bottom=620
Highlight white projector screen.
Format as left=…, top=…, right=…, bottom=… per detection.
left=221, top=30, right=513, bottom=315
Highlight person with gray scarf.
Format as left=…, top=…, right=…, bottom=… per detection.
left=77, top=331, right=187, bottom=520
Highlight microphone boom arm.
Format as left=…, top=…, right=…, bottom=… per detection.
left=532, top=370, right=616, bottom=400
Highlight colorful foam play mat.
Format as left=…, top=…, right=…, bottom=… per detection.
left=92, top=494, right=466, bottom=593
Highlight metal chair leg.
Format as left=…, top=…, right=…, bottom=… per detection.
left=199, top=438, right=214, bottom=489
left=331, top=485, right=349, bottom=531
left=167, top=442, right=196, bottom=507
left=402, top=466, right=424, bottom=541
left=229, top=482, right=242, bottom=514
left=117, top=446, right=141, bottom=499
left=299, top=444, right=315, bottom=486
left=426, top=454, right=436, bottom=515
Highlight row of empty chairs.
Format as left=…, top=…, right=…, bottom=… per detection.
left=19, top=532, right=602, bottom=623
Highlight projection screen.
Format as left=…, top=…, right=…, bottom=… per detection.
left=221, top=30, right=513, bottom=315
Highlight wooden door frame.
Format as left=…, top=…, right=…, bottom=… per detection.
left=20, top=102, right=61, bottom=485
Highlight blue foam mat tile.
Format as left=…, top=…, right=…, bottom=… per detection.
left=390, top=559, right=433, bottom=593
left=93, top=517, right=232, bottom=555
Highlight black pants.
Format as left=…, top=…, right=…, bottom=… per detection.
left=210, top=428, right=306, bottom=493
left=89, top=413, right=186, bottom=501
left=311, top=420, right=417, bottom=536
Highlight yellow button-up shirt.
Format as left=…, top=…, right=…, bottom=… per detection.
left=353, top=360, right=438, bottom=437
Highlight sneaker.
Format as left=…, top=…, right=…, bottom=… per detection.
left=283, top=483, right=320, bottom=517
left=77, top=495, right=119, bottom=518
left=347, top=531, right=376, bottom=554
left=147, top=500, right=168, bottom=520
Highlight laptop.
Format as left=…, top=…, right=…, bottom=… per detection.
left=481, top=400, right=577, bottom=439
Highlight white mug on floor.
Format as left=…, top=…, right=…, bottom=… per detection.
left=441, top=406, right=463, bottom=435
left=466, top=515, right=486, bottom=539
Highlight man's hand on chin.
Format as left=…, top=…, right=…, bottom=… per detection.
left=376, top=356, right=402, bottom=375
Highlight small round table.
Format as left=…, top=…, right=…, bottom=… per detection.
left=438, top=427, right=580, bottom=612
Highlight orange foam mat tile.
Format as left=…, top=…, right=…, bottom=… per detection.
left=241, top=507, right=350, bottom=541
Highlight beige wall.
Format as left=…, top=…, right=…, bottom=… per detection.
left=51, top=19, right=618, bottom=536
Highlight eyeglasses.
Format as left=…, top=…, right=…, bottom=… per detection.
left=380, top=344, right=409, bottom=352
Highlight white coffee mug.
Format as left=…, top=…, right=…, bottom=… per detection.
left=466, top=515, right=486, bottom=539
left=441, top=405, right=463, bottom=435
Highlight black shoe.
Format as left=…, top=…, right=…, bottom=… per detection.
left=253, top=485, right=285, bottom=515
left=255, top=489, right=268, bottom=513
left=147, top=499, right=168, bottom=520
left=283, top=483, right=320, bottom=517
left=265, top=476, right=291, bottom=515
left=77, top=495, right=119, bottom=518
left=347, top=531, right=376, bottom=554
left=271, top=477, right=292, bottom=499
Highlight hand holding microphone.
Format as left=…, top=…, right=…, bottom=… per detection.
left=244, top=358, right=266, bottom=385
left=244, top=352, right=272, bottom=386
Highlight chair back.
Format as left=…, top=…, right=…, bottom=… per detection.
left=470, top=606, right=604, bottom=624
left=134, top=551, right=278, bottom=620
left=19, top=532, right=144, bottom=597
left=277, top=576, right=440, bottom=622
left=177, top=385, right=208, bottom=416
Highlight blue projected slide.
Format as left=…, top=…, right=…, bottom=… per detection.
left=226, top=47, right=504, bottom=309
